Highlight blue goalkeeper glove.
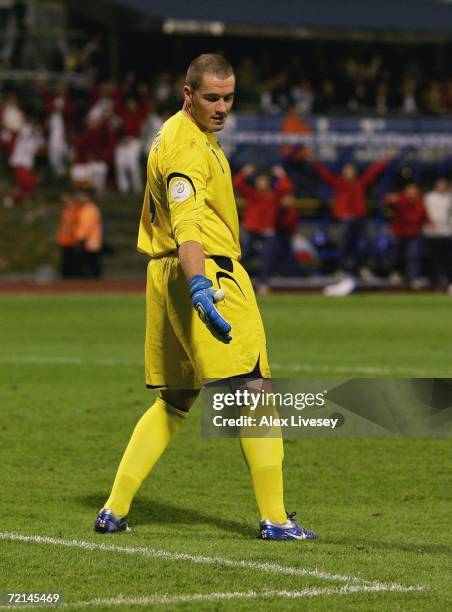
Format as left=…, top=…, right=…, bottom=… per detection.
left=189, top=274, right=232, bottom=343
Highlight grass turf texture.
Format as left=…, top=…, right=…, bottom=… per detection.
left=0, top=293, right=450, bottom=611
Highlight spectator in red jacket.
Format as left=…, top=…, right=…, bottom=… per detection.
left=309, top=151, right=393, bottom=277
left=234, top=164, right=293, bottom=293
left=275, top=179, right=300, bottom=276
left=115, top=97, right=146, bottom=193
left=72, top=115, right=116, bottom=192
left=385, top=183, right=428, bottom=287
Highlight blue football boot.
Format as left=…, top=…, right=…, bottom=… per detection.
left=94, top=508, right=129, bottom=533
left=259, top=512, right=317, bottom=541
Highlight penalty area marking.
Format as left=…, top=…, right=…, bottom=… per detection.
left=0, top=354, right=446, bottom=377
left=0, top=532, right=424, bottom=595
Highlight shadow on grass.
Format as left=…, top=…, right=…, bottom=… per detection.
left=80, top=494, right=255, bottom=538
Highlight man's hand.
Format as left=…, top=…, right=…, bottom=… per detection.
left=189, top=275, right=232, bottom=343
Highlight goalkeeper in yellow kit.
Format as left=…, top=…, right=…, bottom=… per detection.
left=95, top=54, right=316, bottom=541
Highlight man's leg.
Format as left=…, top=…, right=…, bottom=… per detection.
left=438, top=238, right=451, bottom=287
left=428, top=238, right=441, bottom=288
left=337, top=221, right=353, bottom=272
left=171, top=257, right=315, bottom=539
left=60, top=247, right=72, bottom=278
left=258, top=234, right=277, bottom=289
left=446, top=239, right=452, bottom=286
left=240, top=434, right=286, bottom=525
left=101, top=389, right=198, bottom=519
left=115, top=145, right=129, bottom=193
left=242, top=231, right=262, bottom=268
left=192, top=260, right=286, bottom=524
left=406, top=237, right=421, bottom=283
left=237, top=379, right=316, bottom=539
left=355, top=219, right=369, bottom=273
left=86, top=251, right=102, bottom=279
left=129, top=138, right=143, bottom=193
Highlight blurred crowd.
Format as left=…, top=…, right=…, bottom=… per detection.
left=1, top=60, right=452, bottom=211
left=0, top=74, right=175, bottom=204
left=235, top=55, right=452, bottom=115
left=1, top=70, right=451, bottom=290
left=3, top=69, right=452, bottom=210
left=233, top=157, right=452, bottom=294
left=2, top=0, right=452, bottom=117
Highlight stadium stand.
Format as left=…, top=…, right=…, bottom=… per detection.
left=1, top=0, right=452, bottom=291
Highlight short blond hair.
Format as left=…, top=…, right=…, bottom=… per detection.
left=186, top=54, right=234, bottom=90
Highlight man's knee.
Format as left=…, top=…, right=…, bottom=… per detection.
left=160, top=389, right=200, bottom=413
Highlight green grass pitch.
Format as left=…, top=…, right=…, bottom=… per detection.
left=0, top=293, right=451, bottom=610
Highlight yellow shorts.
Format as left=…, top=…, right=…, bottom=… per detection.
left=145, top=255, right=271, bottom=389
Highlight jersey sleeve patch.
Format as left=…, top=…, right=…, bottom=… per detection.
left=169, top=178, right=192, bottom=202
left=167, top=172, right=196, bottom=205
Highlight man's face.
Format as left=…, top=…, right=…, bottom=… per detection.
left=436, top=179, right=449, bottom=193
left=256, top=174, right=271, bottom=191
left=126, top=98, right=138, bottom=111
left=405, top=184, right=418, bottom=199
left=184, top=73, right=235, bottom=132
left=342, top=164, right=357, bottom=181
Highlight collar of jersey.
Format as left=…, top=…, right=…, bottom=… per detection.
left=179, top=110, right=217, bottom=144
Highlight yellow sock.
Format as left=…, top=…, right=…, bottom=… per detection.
left=240, top=436, right=287, bottom=524
left=105, top=397, right=186, bottom=516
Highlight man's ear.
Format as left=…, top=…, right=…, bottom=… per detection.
left=183, top=84, right=192, bottom=103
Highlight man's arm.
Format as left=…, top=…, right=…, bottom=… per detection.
left=233, top=164, right=256, bottom=198
left=178, top=240, right=205, bottom=280
left=419, top=198, right=430, bottom=225
left=360, top=159, right=389, bottom=188
left=311, top=162, right=342, bottom=188
left=164, top=145, right=231, bottom=342
left=272, top=165, right=294, bottom=195
left=179, top=240, right=232, bottom=343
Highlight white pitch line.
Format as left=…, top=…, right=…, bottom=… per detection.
left=59, top=584, right=425, bottom=609
left=271, top=363, right=450, bottom=377
left=0, top=354, right=446, bottom=377
left=0, top=355, right=137, bottom=367
left=0, top=532, right=422, bottom=592
left=0, top=585, right=425, bottom=610
left=0, top=531, right=367, bottom=585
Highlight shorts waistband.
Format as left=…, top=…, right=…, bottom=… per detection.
left=150, top=254, right=236, bottom=272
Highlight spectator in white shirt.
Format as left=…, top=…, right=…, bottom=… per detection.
left=114, top=97, right=145, bottom=194
left=47, top=98, right=68, bottom=177
left=0, top=92, right=24, bottom=158
left=4, top=116, right=44, bottom=206
left=423, top=178, right=452, bottom=290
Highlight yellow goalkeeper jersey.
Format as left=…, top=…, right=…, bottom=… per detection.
left=137, top=110, right=241, bottom=260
